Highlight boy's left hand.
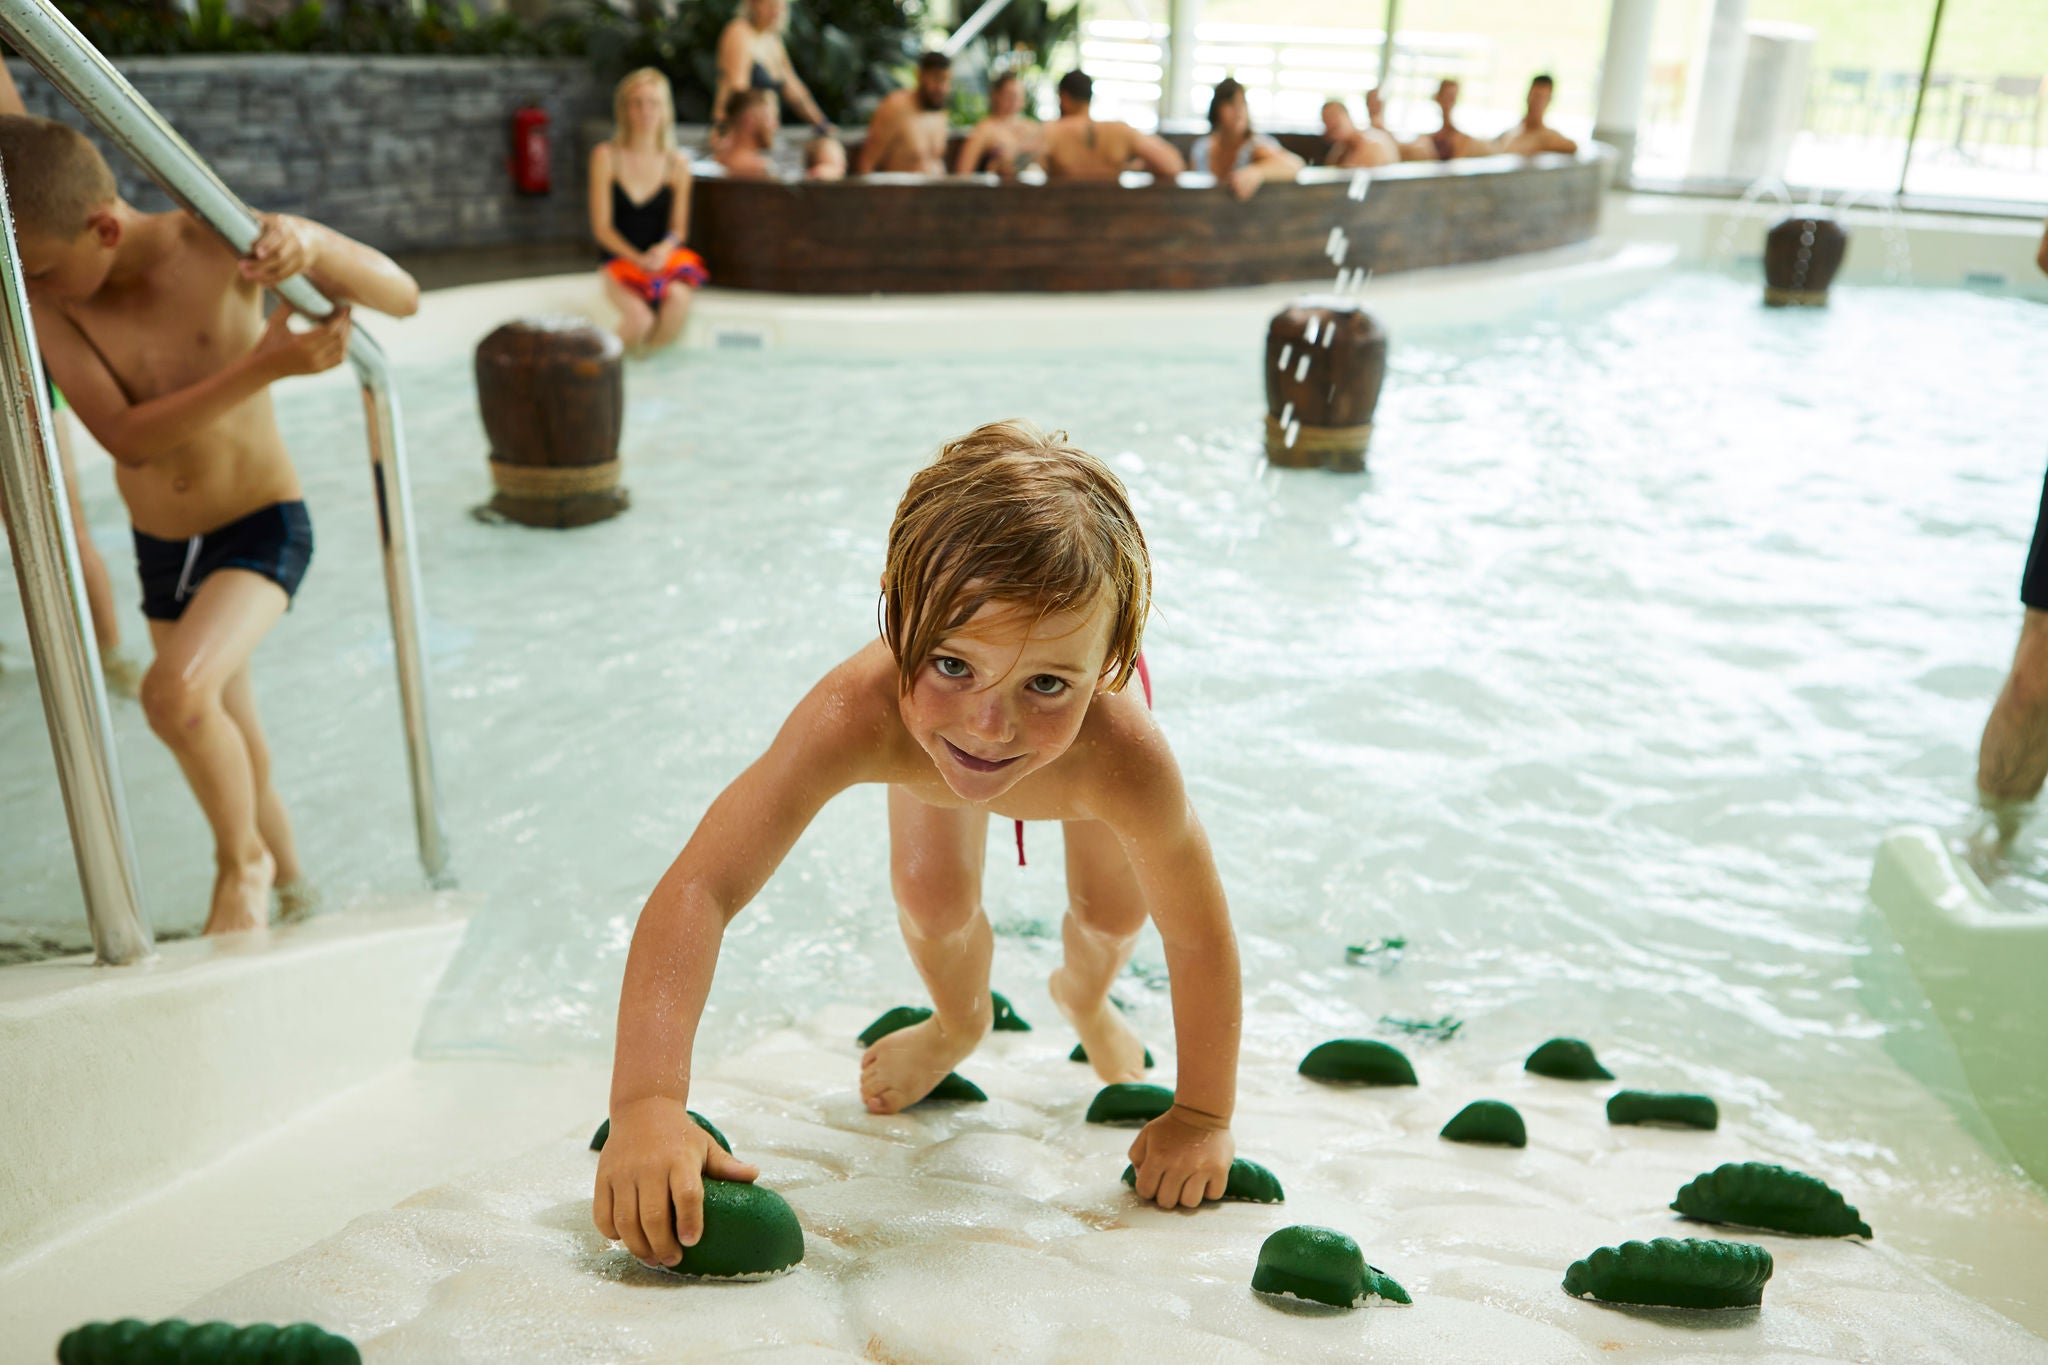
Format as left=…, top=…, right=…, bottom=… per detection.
left=241, top=213, right=320, bottom=287
left=1127, top=1104, right=1234, bottom=1209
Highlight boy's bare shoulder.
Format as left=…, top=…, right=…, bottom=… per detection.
left=1069, top=681, right=1182, bottom=816
left=778, top=641, right=911, bottom=771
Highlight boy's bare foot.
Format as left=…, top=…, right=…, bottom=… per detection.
left=860, top=1014, right=986, bottom=1114
left=1051, top=966, right=1149, bottom=1083
left=203, top=850, right=276, bottom=935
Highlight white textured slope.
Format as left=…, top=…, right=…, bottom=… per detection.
left=189, top=1006, right=2046, bottom=1363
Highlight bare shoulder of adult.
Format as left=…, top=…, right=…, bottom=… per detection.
left=2037, top=220, right=2048, bottom=276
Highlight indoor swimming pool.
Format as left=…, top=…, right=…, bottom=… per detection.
left=3, top=266, right=2046, bottom=1354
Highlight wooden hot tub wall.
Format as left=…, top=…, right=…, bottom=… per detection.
left=685, top=146, right=1606, bottom=295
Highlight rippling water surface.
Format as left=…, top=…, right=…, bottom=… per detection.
left=4, top=272, right=2046, bottom=1262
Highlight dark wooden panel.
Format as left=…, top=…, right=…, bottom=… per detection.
left=687, top=152, right=1603, bottom=294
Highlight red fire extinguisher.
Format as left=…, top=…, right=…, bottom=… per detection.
left=511, top=105, right=551, bottom=195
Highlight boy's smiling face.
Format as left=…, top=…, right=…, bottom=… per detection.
left=901, top=591, right=1118, bottom=803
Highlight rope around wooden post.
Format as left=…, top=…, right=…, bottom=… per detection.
left=487, top=459, right=623, bottom=498
left=1763, top=287, right=1829, bottom=308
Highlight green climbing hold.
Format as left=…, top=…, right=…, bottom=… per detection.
left=1069, top=1041, right=1156, bottom=1068
left=1440, top=1099, right=1527, bottom=1148
left=990, top=991, right=1031, bottom=1032
left=1086, top=1082, right=1175, bottom=1125
left=1524, top=1037, right=1613, bottom=1081
left=1250, top=1226, right=1410, bottom=1308
left=1562, top=1237, right=1772, bottom=1309
left=590, top=1111, right=732, bottom=1155
left=1607, top=1091, right=1718, bottom=1131
left=1120, top=1156, right=1285, bottom=1204
left=1671, top=1162, right=1872, bottom=1239
left=857, top=1005, right=933, bottom=1047
left=917, top=1072, right=988, bottom=1104
left=1379, top=1014, right=1463, bottom=1041
left=663, top=1179, right=806, bottom=1279
left=58, top=1318, right=361, bottom=1364
left=1298, top=1038, right=1418, bottom=1086
left=1344, top=936, right=1406, bottom=964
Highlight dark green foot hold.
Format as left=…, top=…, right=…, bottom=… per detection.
left=1563, top=1237, right=1772, bottom=1309
left=1607, top=1091, right=1718, bottom=1131
left=1086, top=1082, right=1175, bottom=1125
left=1250, top=1226, right=1410, bottom=1308
left=1671, top=1162, right=1872, bottom=1239
left=58, top=1318, right=362, bottom=1364
left=663, top=1179, right=806, bottom=1279
left=1121, top=1156, right=1285, bottom=1204
left=1344, top=936, right=1406, bottom=964
left=915, top=1072, right=988, bottom=1104
left=1524, top=1037, right=1613, bottom=1081
left=1440, top=1099, right=1527, bottom=1147
left=1298, top=1038, right=1418, bottom=1086
left=990, top=990, right=1031, bottom=1032
left=1070, top=1041, right=1155, bottom=1068
left=590, top=1110, right=731, bottom=1155
left=857, top=1005, right=933, bottom=1047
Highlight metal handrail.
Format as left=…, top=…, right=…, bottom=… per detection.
left=0, top=181, right=150, bottom=965
left=0, top=0, right=452, bottom=961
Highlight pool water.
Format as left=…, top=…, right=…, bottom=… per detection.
left=3, top=271, right=2047, bottom=1295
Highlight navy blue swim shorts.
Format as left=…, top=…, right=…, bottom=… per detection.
left=133, top=500, right=313, bottom=622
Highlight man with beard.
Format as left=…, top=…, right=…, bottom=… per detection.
left=857, top=52, right=953, bottom=175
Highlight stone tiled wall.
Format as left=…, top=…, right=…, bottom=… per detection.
left=5, top=56, right=608, bottom=252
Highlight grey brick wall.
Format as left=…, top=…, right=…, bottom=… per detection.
left=5, top=55, right=609, bottom=252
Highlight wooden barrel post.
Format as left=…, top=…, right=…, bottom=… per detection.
left=1763, top=216, right=1847, bottom=307
left=474, top=318, right=628, bottom=528
left=1264, top=299, right=1387, bottom=473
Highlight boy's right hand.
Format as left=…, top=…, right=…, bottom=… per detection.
left=592, top=1096, right=760, bottom=1268
left=253, top=302, right=353, bottom=378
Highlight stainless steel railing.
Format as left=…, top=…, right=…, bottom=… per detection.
left=0, top=181, right=151, bottom=965
left=0, top=0, right=452, bottom=963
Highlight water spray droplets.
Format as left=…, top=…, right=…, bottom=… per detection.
left=1347, top=171, right=1369, bottom=202
left=1276, top=344, right=1293, bottom=371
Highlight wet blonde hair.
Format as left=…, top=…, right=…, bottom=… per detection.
left=882, top=420, right=1151, bottom=695
left=612, top=68, right=677, bottom=154
left=0, top=115, right=116, bottom=240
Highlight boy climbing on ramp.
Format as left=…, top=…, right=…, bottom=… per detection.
left=0, top=114, right=420, bottom=932
left=597, top=421, right=1244, bottom=1267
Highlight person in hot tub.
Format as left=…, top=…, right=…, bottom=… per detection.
left=954, top=70, right=1044, bottom=177
left=855, top=51, right=953, bottom=176
left=1493, top=74, right=1579, bottom=157
left=1190, top=78, right=1303, bottom=200
left=1972, top=217, right=2048, bottom=844
left=1041, top=70, right=1184, bottom=182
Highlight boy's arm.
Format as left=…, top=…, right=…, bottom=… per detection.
left=37, top=298, right=350, bottom=468
left=1097, top=720, right=1242, bottom=1206
left=954, top=123, right=990, bottom=176
left=597, top=664, right=877, bottom=1265
left=242, top=213, right=419, bottom=318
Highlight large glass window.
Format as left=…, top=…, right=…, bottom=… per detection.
left=1899, top=0, right=2048, bottom=207
left=1634, top=0, right=1938, bottom=201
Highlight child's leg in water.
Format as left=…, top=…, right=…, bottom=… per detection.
left=220, top=665, right=314, bottom=914
left=863, top=787, right=996, bottom=1113
left=142, top=572, right=287, bottom=934
left=1050, top=818, right=1152, bottom=1083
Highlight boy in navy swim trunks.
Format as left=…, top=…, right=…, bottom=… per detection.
left=0, top=114, right=420, bottom=933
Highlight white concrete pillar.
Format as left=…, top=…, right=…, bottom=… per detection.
left=1593, top=0, right=1658, bottom=179
left=1163, top=0, right=1202, bottom=125
left=1684, top=0, right=1751, bottom=179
